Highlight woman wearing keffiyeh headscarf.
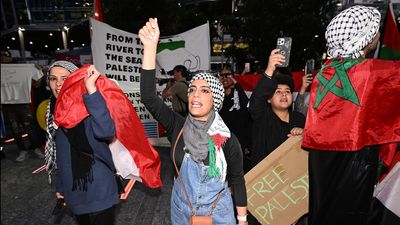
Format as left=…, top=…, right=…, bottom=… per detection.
left=45, top=61, right=120, bottom=225
left=139, top=18, right=248, bottom=225
left=301, top=5, right=400, bottom=225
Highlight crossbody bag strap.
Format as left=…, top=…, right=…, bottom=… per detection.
left=172, top=128, right=194, bottom=211
left=172, top=128, right=224, bottom=216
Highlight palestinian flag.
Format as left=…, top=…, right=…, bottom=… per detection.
left=54, top=64, right=162, bottom=188
left=379, top=4, right=400, bottom=59
left=302, top=57, right=400, bottom=163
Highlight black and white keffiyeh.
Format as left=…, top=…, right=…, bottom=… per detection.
left=325, top=5, right=381, bottom=58
left=44, top=97, right=57, bottom=183
left=48, top=60, right=79, bottom=75
left=189, top=72, right=225, bottom=112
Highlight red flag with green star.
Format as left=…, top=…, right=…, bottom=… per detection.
left=302, top=58, right=400, bottom=157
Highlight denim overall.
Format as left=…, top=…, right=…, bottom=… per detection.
left=170, top=153, right=236, bottom=225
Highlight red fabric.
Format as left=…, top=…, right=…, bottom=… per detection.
left=55, top=65, right=162, bottom=188
left=302, top=59, right=400, bottom=154
left=94, top=0, right=104, bottom=22
left=210, top=133, right=228, bottom=150
left=382, top=6, right=400, bottom=51
left=379, top=143, right=398, bottom=167
left=234, top=71, right=314, bottom=92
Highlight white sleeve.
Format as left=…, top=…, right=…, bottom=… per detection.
left=32, top=65, right=44, bottom=80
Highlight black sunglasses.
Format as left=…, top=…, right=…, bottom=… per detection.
left=219, top=73, right=232, bottom=77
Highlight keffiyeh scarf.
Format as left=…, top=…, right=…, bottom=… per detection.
left=325, top=5, right=381, bottom=58
left=44, top=97, right=57, bottom=183
left=183, top=111, right=230, bottom=183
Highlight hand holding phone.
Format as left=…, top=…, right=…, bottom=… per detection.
left=276, top=37, right=292, bottom=67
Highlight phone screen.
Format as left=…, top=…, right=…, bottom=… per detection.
left=306, top=59, right=315, bottom=75
left=276, top=37, right=292, bottom=67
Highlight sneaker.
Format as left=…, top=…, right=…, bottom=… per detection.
left=16, top=151, right=29, bottom=162
left=33, top=148, right=45, bottom=159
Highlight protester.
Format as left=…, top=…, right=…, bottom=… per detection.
left=1, top=49, right=45, bottom=162
left=44, top=61, right=79, bottom=181
left=247, top=50, right=306, bottom=225
left=139, top=18, right=248, bottom=225
left=293, top=71, right=312, bottom=116
left=161, top=65, right=189, bottom=116
left=249, top=49, right=306, bottom=167
left=46, top=61, right=120, bottom=225
left=219, top=67, right=252, bottom=173
left=302, top=5, right=400, bottom=225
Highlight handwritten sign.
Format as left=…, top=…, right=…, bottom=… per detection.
left=245, top=136, right=308, bottom=225
left=91, top=18, right=143, bottom=91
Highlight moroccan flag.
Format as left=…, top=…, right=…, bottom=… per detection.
left=54, top=65, right=162, bottom=188
left=302, top=58, right=400, bottom=159
left=379, top=4, right=400, bottom=59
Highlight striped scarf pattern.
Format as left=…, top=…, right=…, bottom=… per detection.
left=44, top=98, right=57, bottom=183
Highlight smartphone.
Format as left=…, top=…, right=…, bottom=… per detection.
left=276, top=37, right=292, bottom=67
left=305, top=59, right=315, bottom=76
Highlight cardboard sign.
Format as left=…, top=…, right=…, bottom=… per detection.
left=245, top=136, right=309, bottom=225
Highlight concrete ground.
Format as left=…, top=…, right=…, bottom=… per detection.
left=1, top=142, right=174, bottom=225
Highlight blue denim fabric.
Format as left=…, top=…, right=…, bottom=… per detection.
left=171, top=153, right=235, bottom=225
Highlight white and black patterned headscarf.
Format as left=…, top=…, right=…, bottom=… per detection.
left=325, top=5, right=381, bottom=58
left=45, top=60, right=78, bottom=183
left=189, top=72, right=225, bottom=112
left=183, top=72, right=224, bottom=162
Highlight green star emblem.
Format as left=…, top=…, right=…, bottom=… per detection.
left=313, top=57, right=365, bottom=109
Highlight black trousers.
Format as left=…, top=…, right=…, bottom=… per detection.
left=2, top=104, right=39, bottom=150
left=75, top=205, right=116, bottom=225
left=308, top=146, right=379, bottom=225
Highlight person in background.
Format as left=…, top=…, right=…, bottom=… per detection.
left=1, top=49, right=45, bottom=162
left=294, top=71, right=312, bottom=116
left=140, top=18, right=248, bottom=225
left=247, top=50, right=306, bottom=225
left=161, top=65, right=189, bottom=117
left=219, top=67, right=252, bottom=173
left=46, top=61, right=120, bottom=225
left=302, top=5, right=400, bottom=225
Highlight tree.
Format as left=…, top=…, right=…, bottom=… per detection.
left=101, top=0, right=336, bottom=72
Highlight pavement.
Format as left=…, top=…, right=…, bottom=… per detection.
left=1, top=141, right=174, bottom=225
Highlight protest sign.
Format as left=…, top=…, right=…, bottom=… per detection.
left=245, top=136, right=309, bottom=225
left=90, top=18, right=142, bottom=91
left=90, top=18, right=211, bottom=141
left=157, top=22, right=210, bottom=72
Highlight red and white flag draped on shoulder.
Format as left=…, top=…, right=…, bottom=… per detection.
left=54, top=64, right=162, bottom=188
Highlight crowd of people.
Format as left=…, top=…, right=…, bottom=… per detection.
left=1, top=4, right=399, bottom=225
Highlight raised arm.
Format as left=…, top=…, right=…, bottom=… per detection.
left=83, top=65, right=115, bottom=140
left=139, top=18, right=183, bottom=134
left=249, top=49, right=284, bottom=121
